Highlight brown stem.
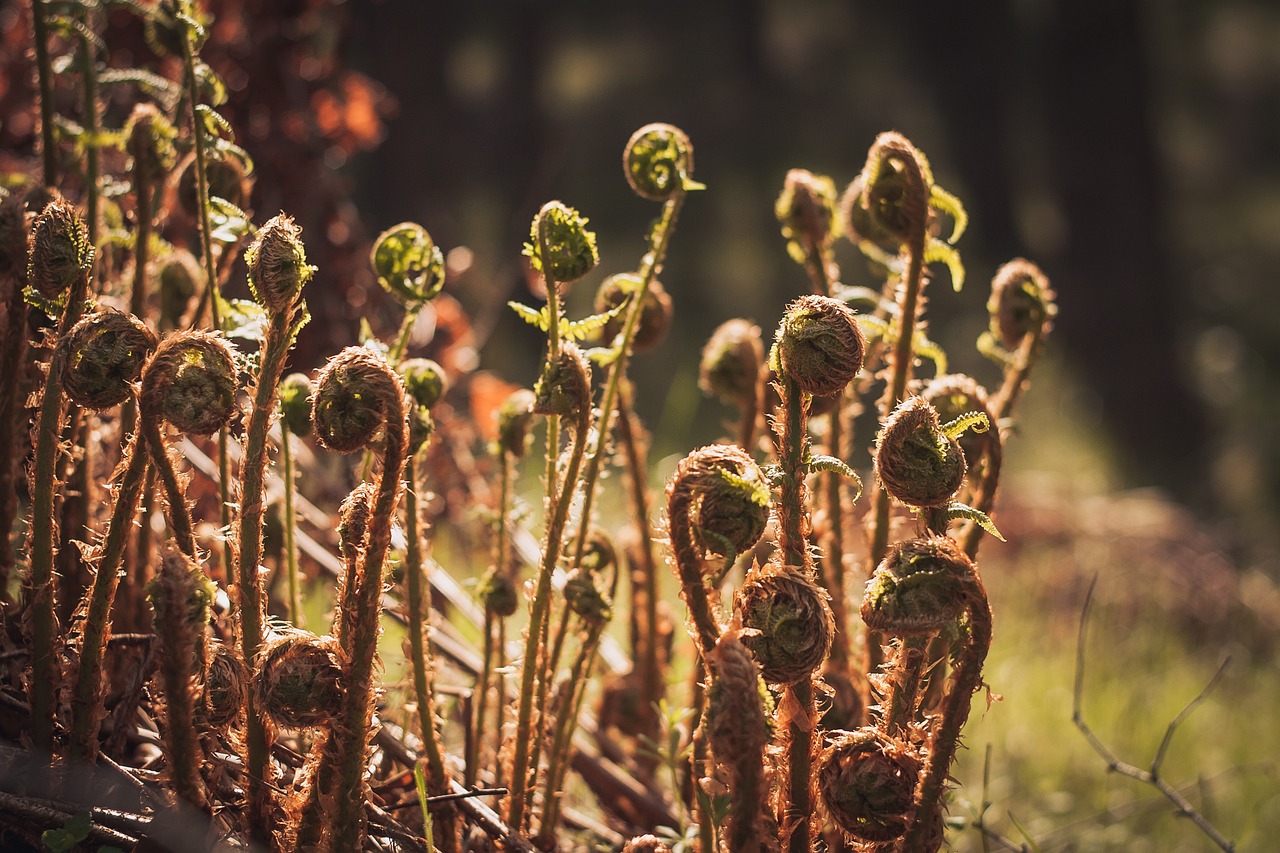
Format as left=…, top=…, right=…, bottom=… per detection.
left=68, top=417, right=149, bottom=763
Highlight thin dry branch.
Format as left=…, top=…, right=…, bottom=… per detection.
left=1072, top=576, right=1236, bottom=852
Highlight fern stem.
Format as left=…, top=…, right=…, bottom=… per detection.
left=237, top=310, right=296, bottom=837
left=282, top=425, right=302, bottom=628
left=68, top=418, right=149, bottom=763
left=404, top=452, right=458, bottom=853
left=468, top=450, right=510, bottom=787
left=30, top=0, right=57, bottom=187
left=178, top=11, right=232, bottom=577
left=507, top=401, right=590, bottom=832
left=564, top=189, right=685, bottom=580
left=26, top=266, right=90, bottom=754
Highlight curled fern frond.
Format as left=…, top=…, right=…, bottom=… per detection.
left=940, top=411, right=990, bottom=441
left=929, top=184, right=968, bottom=244
left=924, top=237, right=965, bottom=292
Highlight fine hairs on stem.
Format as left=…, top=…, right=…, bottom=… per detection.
left=298, top=346, right=408, bottom=852
left=234, top=213, right=312, bottom=838
left=24, top=197, right=94, bottom=755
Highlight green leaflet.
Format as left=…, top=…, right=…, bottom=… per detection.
left=945, top=501, right=1005, bottom=542
left=508, top=299, right=627, bottom=342
left=941, top=411, right=991, bottom=441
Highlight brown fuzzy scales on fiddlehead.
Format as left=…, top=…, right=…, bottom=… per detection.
left=156, top=249, right=201, bottom=331
left=862, top=535, right=971, bottom=636
left=735, top=562, right=835, bottom=686
left=706, top=631, right=778, bottom=853
left=921, top=373, right=1000, bottom=482
left=312, top=346, right=407, bottom=453
left=776, top=168, right=840, bottom=255
left=138, top=331, right=237, bottom=560
left=254, top=632, right=346, bottom=730
left=175, top=151, right=250, bottom=221
left=495, top=387, right=536, bottom=459
left=595, top=273, right=673, bottom=352
left=27, top=196, right=93, bottom=300
left=874, top=396, right=965, bottom=509
left=245, top=213, right=314, bottom=314
left=140, top=331, right=237, bottom=437
left=125, top=102, right=177, bottom=189
left=200, top=640, right=248, bottom=731
left=700, top=318, right=764, bottom=407
left=666, top=444, right=771, bottom=655
left=147, top=547, right=216, bottom=810
left=58, top=310, right=157, bottom=411
left=816, top=728, right=921, bottom=843
left=533, top=341, right=592, bottom=424
left=774, top=294, right=866, bottom=398
left=624, top=123, right=697, bottom=201
left=477, top=566, right=518, bottom=618
left=987, top=258, right=1056, bottom=351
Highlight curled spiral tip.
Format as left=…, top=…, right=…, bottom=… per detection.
left=245, top=213, right=313, bottom=314
left=477, top=566, right=518, bottom=618
left=125, top=102, right=178, bottom=187
left=874, top=396, right=965, bottom=508
left=774, top=294, right=866, bottom=397
left=621, top=836, right=673, bottom=853
left=200, top=641, right=248, bottom=730
left=278, top=372, right=314, bottom=437
left=407, top=404, right=435, bottom=454
left=988, top=258, right=1056, bottom=350
left=594, top=273, right=673, bottom=353
left=699, top=318, right=764, bottom=406
left=841, top=132, right=930, bottom=248
left=578, top=529, right=618, bottom=579
left=921, top=373, right=1000, bottom=476
left=623, top=123, right=696, bottom=201
left=735, top=562, right=834, bottom=685
left=28, top=197, right=93, bottom=300
left=398, top=358, right=448, bottom=410
left=254, top=631, right=346, bottom=729
left=311, top=346, right=405, bottom=454
left=564, top=568, right=612, bottom=623
left=527, top=201, right=598, bottom=285
left=147, top=548, right=216, bottom=640
left=776, top=168, right=840, bottom=249
left=533, top=342, right=592, bottom=422
left=140, top=330, right=238, bottom=436
left=58, top=310, right=157, bottom=410
left=706, top=631, right=771, bottom=759
left=496, top=388, right=537, bottom=459
left=670, top=444, right=771, bottom=560
left=817, top=727, right=921, bottom=843
left=156, top=249, right=202, bottom=330
left=861, top=534, right=973, bottom=635
left=337, top=482, right=375, bottom=564
left=371, top=221, right=445, bottom=305
left=176, top=152, right=250, bottom=220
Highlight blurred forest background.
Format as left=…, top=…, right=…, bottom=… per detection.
left=5, top=0, right=1280, bottom=572
left=3, top=1, right=1280, bottom=848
